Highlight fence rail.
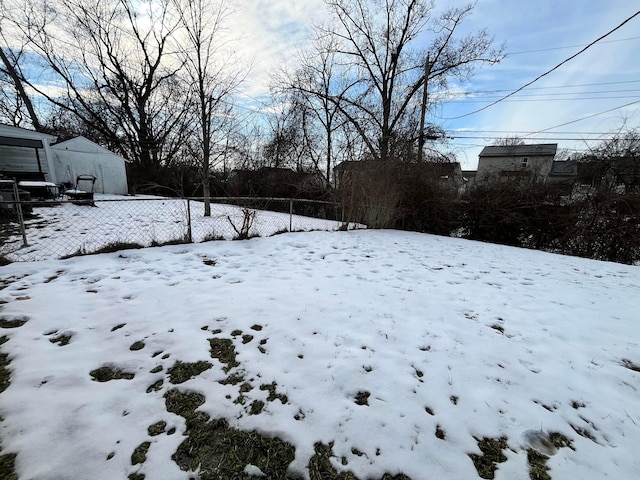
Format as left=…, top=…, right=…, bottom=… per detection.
left=0, top=196, right=346, bottom=262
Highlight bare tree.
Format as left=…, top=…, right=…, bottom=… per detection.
left=262, top=93, right=319, bottom=173
left=287, top=34, right=346, bottom=184
left=306, top=0, right=503, bottom=161
left=173, top=0, right=246, bottom=215
left=0, top=39, right=44, bottom=130
left=580, top=127, right=640, bottom=192
left=1, top=0, right=189, bottom=185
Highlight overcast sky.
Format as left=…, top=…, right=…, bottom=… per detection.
left=227, top=0, right=640, bottom=169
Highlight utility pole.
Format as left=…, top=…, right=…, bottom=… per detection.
left=417, top=52, right=431, bottom=163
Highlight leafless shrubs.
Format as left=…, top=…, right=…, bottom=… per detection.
left=227, top=208, right=257, bottom=240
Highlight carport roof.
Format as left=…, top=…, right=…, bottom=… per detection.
left=0, top=135, right=44, bottom=149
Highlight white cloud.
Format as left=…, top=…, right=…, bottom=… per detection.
left=225, top=0, right=328, bottom=99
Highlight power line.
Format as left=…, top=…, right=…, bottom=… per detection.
left=449, top=136, right=639, bottom=141
left=440, top=88, right=640, bottom=99
left=442, top=10, right=640, bottom=120
left=525, top=100, right=640, bottom=135
left=454, top=80, right=640, bottom=94
left=506, top=36, right=640, bottom=55
left=447, top=96, right=640, bottom=104
left=451, top=130, right=630, bottom=135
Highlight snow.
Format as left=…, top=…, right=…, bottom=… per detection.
left=0, top=229, right=639, bottom=479
left=17, top=181, right=58, bottom=188
left=2, top=194, right=349, bottom=261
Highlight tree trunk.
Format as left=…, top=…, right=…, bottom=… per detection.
left=203, top=176, right=211, bottom=217
left=0, top=47, right=44, bottom=131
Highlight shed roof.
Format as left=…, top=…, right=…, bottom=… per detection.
left=51, top=136, right=129, bottom=162
left=479, top=143, right=557, bottom=158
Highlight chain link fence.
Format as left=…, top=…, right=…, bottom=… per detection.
left=0, top=196, right=346, bottom=262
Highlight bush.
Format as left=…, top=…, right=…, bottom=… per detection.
left=462, top=181, right=640, bottom=264
left=338, top=160, right=463, bottom=233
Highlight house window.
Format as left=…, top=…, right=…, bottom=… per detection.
left=520, top=157, right=529, bottom=168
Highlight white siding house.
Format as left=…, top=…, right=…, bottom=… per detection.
left=51, top=136, right=129, bottom=194
left=476, top=144, right=558, bottom=183
left=0, top=124, right=57, bottom=182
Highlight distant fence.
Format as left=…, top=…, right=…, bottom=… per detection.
left=0, top=196, right=346, bottom=262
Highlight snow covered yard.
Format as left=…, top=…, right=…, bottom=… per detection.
left=1, top=194, right=346, bottom=261
left=0, top=230, right=639, bottom=479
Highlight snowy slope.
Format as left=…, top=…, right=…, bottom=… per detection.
left=0, top=230, right=638, bottom=479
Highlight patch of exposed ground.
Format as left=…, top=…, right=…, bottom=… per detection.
left=525, top=432, right=573, bottom=480
left=468, top=437, right=508, bottom=479
left=208, top=337, right=239, bottom=372
left=308, top=442, right=411, bottom=480
left=0, top=317, right=29, bottom=329
left=129, top=340, right=145, bottom=351
left=166, top=360, right=212, bottom=384
left=46, top=330, right=73, bottom=346
left=90, top=365, right=135, bottom=382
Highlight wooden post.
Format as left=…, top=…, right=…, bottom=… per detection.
left=418, top=52, right=431, bottom=163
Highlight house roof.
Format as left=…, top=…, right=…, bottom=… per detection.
left=479, top=143, right=558, bottom=158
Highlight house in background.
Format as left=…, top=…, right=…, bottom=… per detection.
left=51, top=136, right=129, bottom=195
left=0, top=124, right=57, bottom=183
left=476, top=143, right=558, bottom=183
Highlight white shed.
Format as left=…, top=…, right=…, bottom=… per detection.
left=51, top=136, right=129, bottom=194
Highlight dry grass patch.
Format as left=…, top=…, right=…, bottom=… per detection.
left=208, top=337, right=239, bottom=372
left=526, top=432, right=572, bottom=480
left=172, top=416, right=296, bottom=479
left=469, top=436, right=508, bottom=479
left=166, top=360, right=212, bottom=384
left=89, top=365, right=135, bottom=382
left=0, top=317, right=28, bottom=329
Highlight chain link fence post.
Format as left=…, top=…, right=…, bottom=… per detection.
left=186, top=198, right=193, bottom=243
left=289, top=198, right=293, bottom=232
left=12, top=181, right=28, bottom=247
